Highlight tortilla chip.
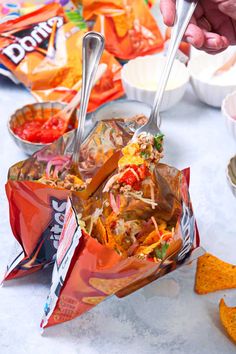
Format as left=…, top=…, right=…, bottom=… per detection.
left=195, top=253, right=236, bottom=294
left=89, top=275, right=138, bottom=295
left=112, top=13, right=133, bottom=38
left=219, top=298, right=236, bottom=344
left=135, top=240, right=161, bottom=256
left=142, top=230, right=160, bottom=245
left=82, top=296, right=106, bottom=305
left=94, top=217, right=107, bottom=244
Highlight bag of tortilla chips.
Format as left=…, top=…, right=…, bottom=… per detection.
left=41, top=164, right=200, bottom=328
left=0, top=3, right=124, bottom=111
left=82, top=0, right=164, bottom=60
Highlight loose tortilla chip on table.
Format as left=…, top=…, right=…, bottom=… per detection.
left=219, top=298, right=236, bottom=344
left=195, top=253, right=236, bottom=294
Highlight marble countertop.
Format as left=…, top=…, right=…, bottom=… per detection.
left=0, top=76, right=236, bottom=354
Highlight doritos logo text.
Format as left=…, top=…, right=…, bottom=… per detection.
left=0, top=3, right=124, bottom=111
left=3, top=16, right=64, bottom=64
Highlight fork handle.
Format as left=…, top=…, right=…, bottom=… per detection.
left=150, top=0, right=198, bottom=126
left=65, top=63, right=107, bottom=116
left=72, top=32, right=104, bottom=166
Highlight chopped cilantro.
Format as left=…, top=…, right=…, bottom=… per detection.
left=154, top=133, right=164, bottom=152
left=155, top=243, right=169, bottom=260
left=140, top=151, right=150, bottom=159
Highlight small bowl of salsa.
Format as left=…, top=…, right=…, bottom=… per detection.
left=8, top=102, right=77, bottom=155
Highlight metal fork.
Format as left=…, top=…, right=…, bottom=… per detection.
left=132, top=0, right=198, bottom=140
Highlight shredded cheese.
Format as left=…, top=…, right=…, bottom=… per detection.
left=129, top=168, right=140, bottom=181
left=151, top=216, right=161, bottom=238
left=127, top=191, right=158, bottom=208
left=119, top=167, right=140, bottom=181
left=102, top=172, right=121, bottom=192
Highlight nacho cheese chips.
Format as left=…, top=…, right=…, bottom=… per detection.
left=195, top=253, right=236, bottom=295
left=82, top=0, right=164, bottom=60
left=194, top=253, right=236, bottom=345
left=0, top=4, right=124, bottom=111
left=219, top=299, right=236, bottom=344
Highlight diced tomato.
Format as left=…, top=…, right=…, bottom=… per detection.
left=39, top=130, right=62, bottom=144
left=128, top=164, right=139, bottom=171
left=118, top=170, right=138, bottom=186
left=137, top=164, right=149, bottom=179
left=161, top=233, right=172, bottom=242
left=133, top=181, right=141, bottom=190
left=118, top=164, right=149, bottom=188
left=13, top=117, right=66, bottom=144
left=110, top=220, right=117, bottom=229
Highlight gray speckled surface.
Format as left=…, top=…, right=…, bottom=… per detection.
left=0, top=76, right=236, bottom=354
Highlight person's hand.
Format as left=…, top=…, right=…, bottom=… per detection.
left=160, top=0, right=236, bottom=54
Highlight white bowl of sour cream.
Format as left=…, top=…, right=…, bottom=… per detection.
left=121, top=54, right=189, bottom=112
left=222, top=90, right=236, bottom=142
left=188, top=47, right=236, bottom=107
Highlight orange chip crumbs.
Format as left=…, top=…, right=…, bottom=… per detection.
left=219, top=298, right=236, bottom=344
left=195, top=253, right=236, bottom=295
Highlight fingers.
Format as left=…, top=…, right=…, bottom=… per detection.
left=203, top=31, right=229, bottom=51
left=184, top=23, right=205, bottom=48
left=183, top=20, right=229, bottom=52
left=159, top=0, right=231, bottom=53
left=160, top=0, right=176, bottom=26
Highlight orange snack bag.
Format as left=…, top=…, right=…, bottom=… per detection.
left=41, top=167, right=200, bottom=328
left=4, top=119, right=138, bottom=281
left=0, top=4, right=124, bottom=111
left=82, top=0, right=164, bottom=60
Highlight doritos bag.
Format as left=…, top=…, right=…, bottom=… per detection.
left=41, top=166, right=200, bottom=328
left=0, top=4, right=124, bottom=111
left=4, top=118, right=142, bottom=281
left=83, top=0, right=164, bottom=60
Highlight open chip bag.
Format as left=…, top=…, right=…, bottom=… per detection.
left=4, top=118, right=142, bottom=281
left=0, top=3, right=124, bottom=111
left=82, top=0, right=164, bottom=60
left=41, top=134, right=200, bottom=328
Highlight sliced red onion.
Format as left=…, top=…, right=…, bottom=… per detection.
left=110, top=192, right=119, bottom=214
left=127, top=239, right=139, bottom=256
left=116, top=194, right=120, bottom=209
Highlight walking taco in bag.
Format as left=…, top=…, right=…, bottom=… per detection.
left=41, top=133, right=200, bottom=328
left=0, top=4, right=124, bottom=111
left=4, top=118, right=144, bottom=281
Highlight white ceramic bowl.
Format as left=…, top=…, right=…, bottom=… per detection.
left=226, top=155, right=236, bottom=198
left=188, top=47, right=236, bottom=107
left=121, top=54, right=189, bottom=112
left=92, top=99, right=151, bottom=123
left=221, top=90, right=236, bottom=141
